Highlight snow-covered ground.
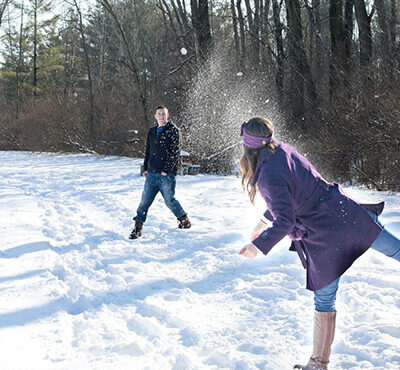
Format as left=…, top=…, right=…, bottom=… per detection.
left=0, top=151, right=399, bottom=370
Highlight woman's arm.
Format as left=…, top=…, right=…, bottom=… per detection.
left=251, top=173, right=296, bottom=255
left=251, top=219, right=268, bottom=241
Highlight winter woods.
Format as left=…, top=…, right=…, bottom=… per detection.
left=0, top=0, right=399, bottom=189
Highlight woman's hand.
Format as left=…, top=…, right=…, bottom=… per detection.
left=239, top=243, right=259, bottom=258
left=251, top=219, right=268, bottom=241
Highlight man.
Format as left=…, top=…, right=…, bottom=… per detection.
left=130, top=105, right=191, bottom=239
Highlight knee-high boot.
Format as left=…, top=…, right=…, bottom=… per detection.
left=294, top=311, right=336, bottom=370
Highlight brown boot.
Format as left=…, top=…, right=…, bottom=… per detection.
left=177, top=214, right=191, bottom=229
left=294, top=311, right=336, bottom=370
left=129, top=220, right=143, bottom=239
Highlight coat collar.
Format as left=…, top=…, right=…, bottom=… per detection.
left=155, top=119, right=174, bottom=129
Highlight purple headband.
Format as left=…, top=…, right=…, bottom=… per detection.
left=240, top=121, right=273, bottom=148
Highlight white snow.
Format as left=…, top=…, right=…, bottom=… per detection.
left=0, top=151, right=399, bottom=370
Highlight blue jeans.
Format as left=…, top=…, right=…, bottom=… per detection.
left=314, top=209, right=400, bottom=312
left=134, top=172, right=186, bottom=223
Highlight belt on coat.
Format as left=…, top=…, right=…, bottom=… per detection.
left=289, top=179, right=330, bottom=269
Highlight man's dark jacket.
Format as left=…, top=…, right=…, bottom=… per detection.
left=143, top=120, right=180, bottom=175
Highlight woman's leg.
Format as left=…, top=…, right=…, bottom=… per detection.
left=314, top=277, right=340, bottom=312
left=365, top=209, right=400, bottom=262
left=299, top=278, right=340, bottom=370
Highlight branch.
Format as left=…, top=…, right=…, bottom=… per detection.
left=350, top=139, right=400, bottom=161
left=0, top=0, right=11, bottom=28
left=203, top=140, right=242, bottom=160
left=98, top=0, right=148, bottom=116
left=304, top=0, right=331, bottom=57
left=168, top=54, right=195, bottom=75
left=350, top=165, right=382, bottom=191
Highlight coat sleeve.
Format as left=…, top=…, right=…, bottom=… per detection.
left=143, top=130, right=151, bottom=172
left=162, top=127, right=180, bottom=174
left=252, top=173, right=296, bottom=255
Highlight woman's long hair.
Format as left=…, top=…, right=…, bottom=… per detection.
left=240, top=117, right=275, bottom=204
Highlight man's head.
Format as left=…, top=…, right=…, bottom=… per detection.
left=154, top=105, right=169, bottom=126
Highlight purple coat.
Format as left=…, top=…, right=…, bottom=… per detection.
left=252, top=142, right=383, bottom=291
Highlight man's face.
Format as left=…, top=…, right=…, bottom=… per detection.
left=154, top=108, right=169, bottom=126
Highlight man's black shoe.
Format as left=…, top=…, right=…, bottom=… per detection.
left=177, top=215, right=191, bottom=229
left=129, top=220, right=143, bottom=239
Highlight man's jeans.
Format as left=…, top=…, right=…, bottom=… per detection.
left=134, top=172, right=186, bottom=223
left=314, top=209, right=400, bottom=312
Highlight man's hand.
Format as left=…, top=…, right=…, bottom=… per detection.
left=239, top=243, right=259, bottom=258
left=161, top=172, right=167, bottom=176
left=143, top=171, right=147, bottom=177
left=251, top=219, right=268, bottom=241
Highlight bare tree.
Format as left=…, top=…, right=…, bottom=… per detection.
left=329, top=0, right=346, bottom=99
left=236, top=0, right=246, bottom=67
left=158, top=0, right=180, bottom=42
left=99, top=0, right=149, bottom=128
left=32, top=0, right=37, bottom=97
left=343, top=0, right=354, bottom=75
left=388, top=0, right=397, bottom=61
left=374, top=0, right=391, bottom=74
left=16, top=0, right=24, bottom=117
left=72, top=0, right=95, bottom=141
left=0, top=0, right=11, bottom=27
left=285, top=0, right=317, bottom=126
left=354, top=0, right=373, bottom=68
left=272, top=0, right=284, bottom=94
left=230, top=0, right=240, bottom=69
left=190, top=0, right=211, bottom=57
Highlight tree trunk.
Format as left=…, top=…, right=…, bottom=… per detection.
left=388, top=0, right=397, bottom=60
left=354, top=0, right=373, bottom=91
left=100, top=0, right=149, bottom=128
left=253, top=0, right=261, bottom=67
left=230, top=0, right=241, bottom=69
left=244, top=0, right=260, bottom=66
left=311, top=0, right=324, bottom=84
left=174, top=0, right=193, bottom=46
left=343, top=0, right=354, bottom=73
left=271, top=0, right=284, bottom=94
left=159, top=0, right=179, bottom=40
left=259, top=0, right=271, bottom=68
left=285, top=0, right=317, bottom=126
left=0, top=0, right=11, bottom=28
left=33, top=0, right=37, bottom=97
left=190, top=0, right=211, bottom=58
left=374, top=0, right=391, bottom=74
left=236, top=0, right=246, bottom=68
left=170, top=0, right=194, bottom=50
left=354, top=0, right=373, bottom=68
left=16, top=0, right=24, bottom=118
left=176, top=0, right=190, bottom=30
left=329, top=0, right=346, bottom=98
left=244, top=0, right=254, bottom=32
left=74, top=0, right=95, bottom=142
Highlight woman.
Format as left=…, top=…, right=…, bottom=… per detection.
left=238, top=117, right=400, bottom=370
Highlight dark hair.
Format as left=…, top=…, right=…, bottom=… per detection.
left=240, top=117, right=275, bottom=204
left=154, top=105, right=168, bottom=113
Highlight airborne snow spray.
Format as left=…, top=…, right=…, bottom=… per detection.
left=179, top=44, right=283, bottom=174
